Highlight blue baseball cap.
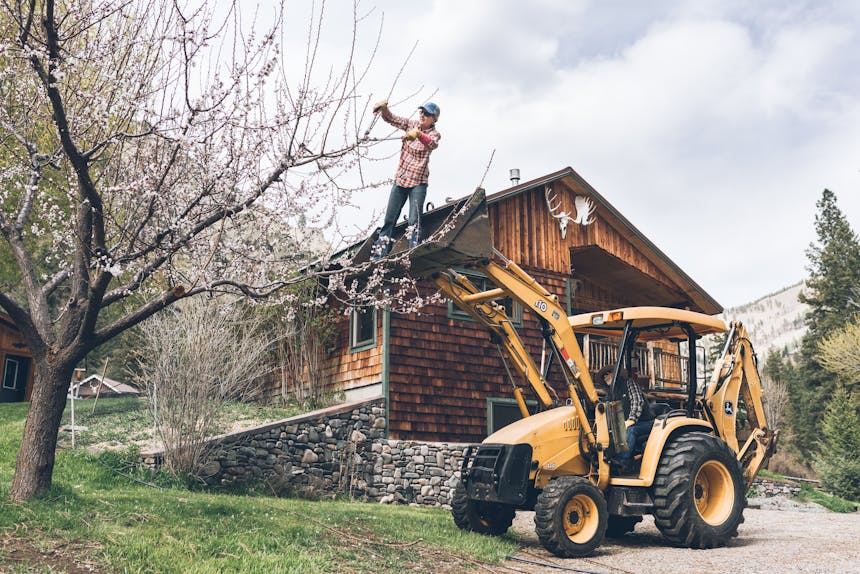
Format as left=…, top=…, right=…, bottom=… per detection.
left=419, top=102, right=440, bottom=121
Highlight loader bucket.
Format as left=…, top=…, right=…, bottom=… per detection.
left=352, top=187, right=493, bottom=277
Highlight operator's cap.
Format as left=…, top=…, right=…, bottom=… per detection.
left=419, top=102, right=440, bottom=121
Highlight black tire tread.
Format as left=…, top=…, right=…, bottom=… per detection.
left=651, top=433, right=745, bottom=548
left=450, top=480, right=515, bottom=535
left=534, top=476, right=608, bottom=558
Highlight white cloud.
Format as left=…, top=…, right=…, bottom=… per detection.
left=325, top=0, right=860, bottom=307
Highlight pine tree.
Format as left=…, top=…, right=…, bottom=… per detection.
left=800, top=189, right=860, bottom=337
left=790, top=189, right=860, bottom=456
left=763, top=348, right=787, bottom=384
left=813, top=385, right=860, bottom=500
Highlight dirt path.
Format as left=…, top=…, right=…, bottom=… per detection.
left=503, top=507, right=860, bottom=574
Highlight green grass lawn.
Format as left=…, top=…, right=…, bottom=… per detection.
left=0, top=402, right=518, bottom=573
left=56, top=396, right=300, bottom=451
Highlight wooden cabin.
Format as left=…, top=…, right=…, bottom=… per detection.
left=322, top=167, right=721, bottom=443
left=0, top=312, right=34, bottom=403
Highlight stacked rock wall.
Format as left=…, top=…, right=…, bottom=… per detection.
left=142, top=398, right=469, bottom=506
left=750, top=478, right=803, bottom=498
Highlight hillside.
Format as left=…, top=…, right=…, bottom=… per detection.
left=720, top=282, right=809, bottom=358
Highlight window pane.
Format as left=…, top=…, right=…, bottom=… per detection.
left=448, top=271, right=521, bottom=323
left=488, top=399, right=537, bottom=435
left=3, top=359, right=19, bottom=390
left=350, top=308, right=376, bottom=349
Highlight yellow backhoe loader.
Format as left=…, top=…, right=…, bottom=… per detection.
left=356, top=187, right=778, bottom=557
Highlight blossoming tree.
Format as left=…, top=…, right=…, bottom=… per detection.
left=0, top=0, right=396, bottom=501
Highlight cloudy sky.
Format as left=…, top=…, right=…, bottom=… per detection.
left=290, top=0, right=860, bottom=308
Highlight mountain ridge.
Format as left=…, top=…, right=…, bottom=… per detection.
left=719, top=281, right=808, bottom=358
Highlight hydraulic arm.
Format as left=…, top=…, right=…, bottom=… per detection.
left=431, top=250, right=601, bottom=453
left=704, top=322, right=779, bottom=487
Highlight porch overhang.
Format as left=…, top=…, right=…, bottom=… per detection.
left=570, top=245, right=711, bottom=313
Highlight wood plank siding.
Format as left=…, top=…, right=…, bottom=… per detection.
left=0, top=313, right=35, bottom=402
left=386, top=270, right=571, bottom=442
left=324, top=310, right=383, bottom=393
left=491, top=181, right=679, bottom=292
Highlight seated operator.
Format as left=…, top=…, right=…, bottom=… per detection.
left=615, top=369, right=655, bottom=473
left=595, top=366, right=611, bottom=394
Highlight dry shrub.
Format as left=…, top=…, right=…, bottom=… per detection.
left=767, top=449, right=817, bottom=480
left=134, top=298, right=270, bottom=477
left=762, top=376, right=789, bottom=433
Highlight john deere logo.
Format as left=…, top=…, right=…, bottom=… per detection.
left=724, top=401, right=734, bottom=415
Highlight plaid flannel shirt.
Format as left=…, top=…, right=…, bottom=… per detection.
left=381, top=110, right=441, bottom=187
left=626, top=378, right=647, bottom=423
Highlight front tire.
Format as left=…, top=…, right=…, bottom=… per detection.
left=652, top=433, right=745, bottom=548
left=534, top=476, right=608, bottom=557
left=451, top=480, right=515, bottom=535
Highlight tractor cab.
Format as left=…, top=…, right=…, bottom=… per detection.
left=570, top=307, right=727, bottom=412
left=569, top=308, right=728, bottom=472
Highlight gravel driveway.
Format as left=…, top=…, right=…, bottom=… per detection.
left=503, top=501, right=860, bottom=574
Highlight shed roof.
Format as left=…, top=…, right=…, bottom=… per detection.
left=73, top=375, right=140, bottom=397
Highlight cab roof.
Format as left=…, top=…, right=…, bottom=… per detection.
left=568, top=306, right=727, bottom=341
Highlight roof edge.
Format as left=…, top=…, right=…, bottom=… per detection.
left=486, top=167, right=722, bottom=314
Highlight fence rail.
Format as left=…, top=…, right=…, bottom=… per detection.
left=586, top=338, right=689, bottom=390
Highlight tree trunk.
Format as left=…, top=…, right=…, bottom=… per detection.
left=9, top=360, right=76, bottom=502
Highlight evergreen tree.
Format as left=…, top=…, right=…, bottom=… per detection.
left=790, top=190, right=860, bottom=456
left=813, top=385, right=860, bottom=500
left=763, top=348, right=787, bottom=384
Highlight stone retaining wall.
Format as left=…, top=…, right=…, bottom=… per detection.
left=139, top=397, right=802, bottom=507
left=751, top=478, right=802, bottom=497
left=141, top=398, right=469, bottom=506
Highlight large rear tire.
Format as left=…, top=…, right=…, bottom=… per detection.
left=534, top=476, right=608, bottom=557
left=652, top=433, right=745, bottom=548
left=451, top=480, right=516, bottom=536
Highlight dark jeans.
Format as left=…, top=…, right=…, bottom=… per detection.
left=619, top=419, right=654, bottom=463
left=375, top=183, right=427, bottom=255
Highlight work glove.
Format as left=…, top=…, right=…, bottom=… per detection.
left=403, top=128, right=420, bottom=141
left=372, top=99, right=388, bottom=113
left=625, top=420, right=633, bottom=428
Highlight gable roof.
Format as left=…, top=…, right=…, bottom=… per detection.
left=482, top=167, right=722, bottom=314
left=73, top=374, right=140, bottom=396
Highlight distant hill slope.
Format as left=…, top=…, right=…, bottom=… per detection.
left=720, top=282, right=809, bottom=358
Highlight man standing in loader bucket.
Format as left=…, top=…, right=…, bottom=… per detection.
left=371, top=100, right=441, bottom=257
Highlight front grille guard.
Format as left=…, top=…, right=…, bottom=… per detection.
left=460, top=443, right=532, bottom=505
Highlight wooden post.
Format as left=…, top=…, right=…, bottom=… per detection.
left=90, top=358, right=110, bottom=415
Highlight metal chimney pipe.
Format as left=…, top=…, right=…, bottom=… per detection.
left=509, top=168, right=520, bottom=186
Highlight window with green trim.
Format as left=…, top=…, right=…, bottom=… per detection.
left=447, top=270, right=522, bottom=325
left=487, top=397, right=538, bottom=435
left=349, top=307, right=377, bottom=352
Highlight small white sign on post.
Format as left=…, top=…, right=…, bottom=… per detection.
left=66, top=368, right=88, bottom=448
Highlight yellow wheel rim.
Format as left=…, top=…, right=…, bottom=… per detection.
left=563, top=493, right=599, bottom=543
left=694, top=460, right=734, bottom=525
